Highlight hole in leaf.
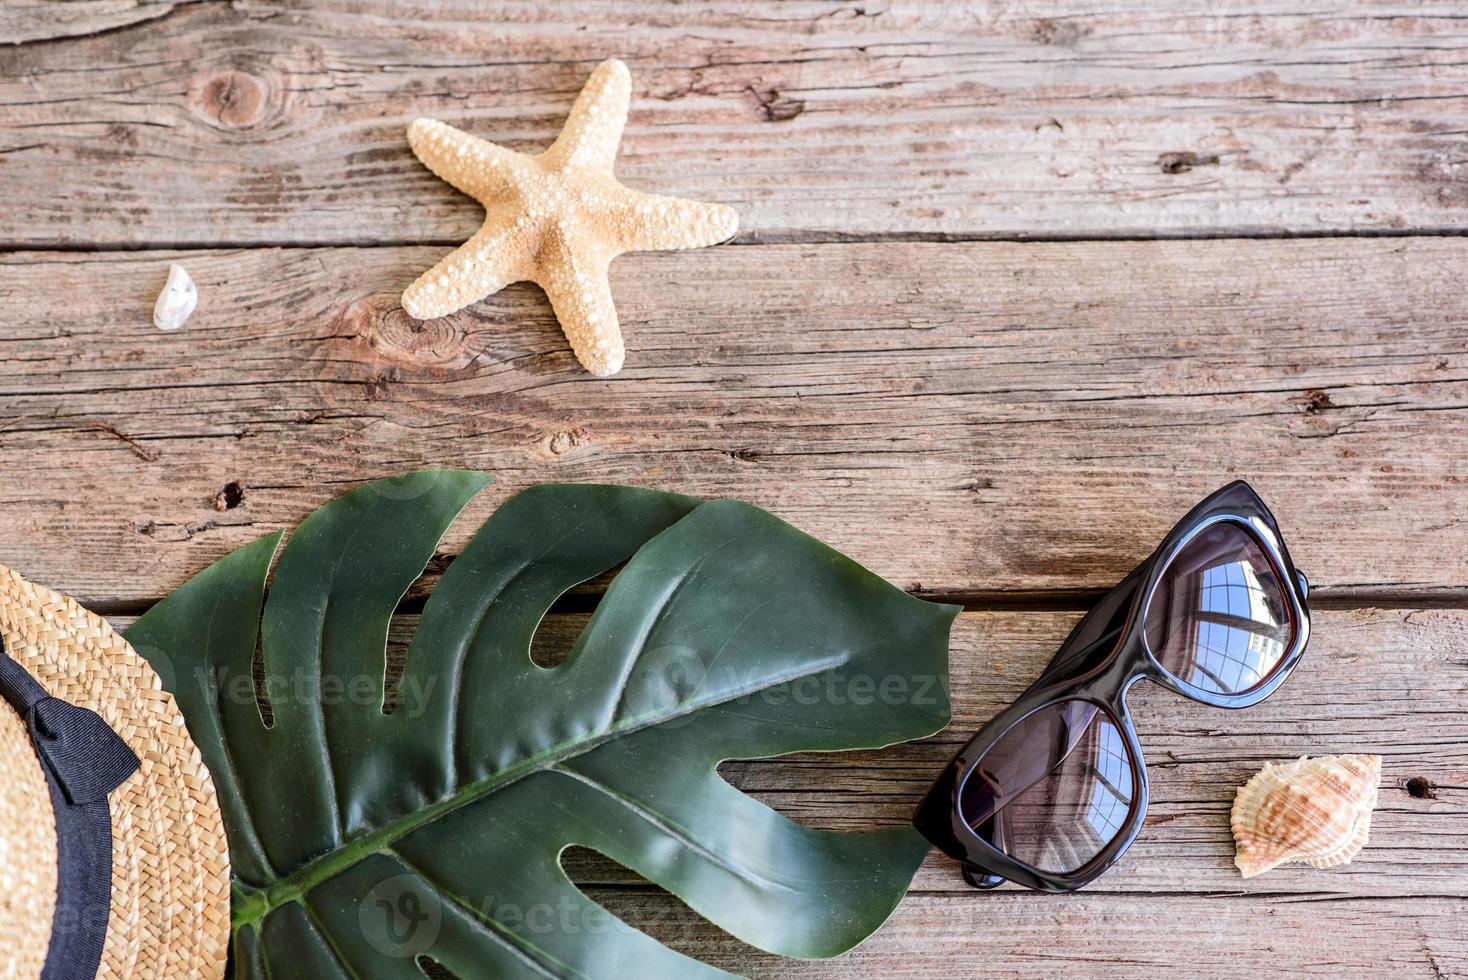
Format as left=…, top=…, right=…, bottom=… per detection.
left=251, top=635, right=274, bottom=728
left=381, top=617, right=416, bottom=715
left=525, top=559, right=624, bottom=668
left=530, top=612, right=593, bottom=669
left=715, top=750, right=932, bottom=833
left=558, top=846, right=781, bottom=969
left=570, top=869, right=780, bottom=974
left=416, top=955, right=458, bottom=979
left=574, top=560, right=626, bottom=597
left=559, top=844, right=649, bottom=886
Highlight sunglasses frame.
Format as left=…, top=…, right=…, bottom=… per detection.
left=912, top=480, right=1311, bottom=893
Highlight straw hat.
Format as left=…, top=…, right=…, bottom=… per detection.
left=0, top=564, right=230, bottom=979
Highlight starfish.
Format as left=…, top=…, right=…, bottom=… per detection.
left=401, top=59, right=739, bottom=376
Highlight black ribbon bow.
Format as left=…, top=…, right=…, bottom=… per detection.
left=0, top=646, right=139, bottom=980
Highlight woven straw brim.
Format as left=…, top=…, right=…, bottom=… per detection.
left=0, top=698, right=57, bottom=979
left=0, top=564, right=230, bottom=979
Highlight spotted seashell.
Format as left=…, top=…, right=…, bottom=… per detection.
left=1231, top=754, right=1381, bottom=878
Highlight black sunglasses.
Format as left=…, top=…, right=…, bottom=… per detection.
left=913, top=481, right=1311, bottom=892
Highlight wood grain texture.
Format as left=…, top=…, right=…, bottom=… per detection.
left=499, top=608, right=1468, bottom=899
left=2, top=237, right=1465, bottom=605
left=0, top=0, right=184, bottom=46
left=10, top=4, right=1468, bottom=973
left=589, top=891, right=1468, bottom=978
left=108, top=606, right=1468, bottom=974
left=5, top=1, right=1468, bottom=246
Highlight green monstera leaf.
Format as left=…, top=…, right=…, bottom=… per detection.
left=125, top=471, right=956, bottom=978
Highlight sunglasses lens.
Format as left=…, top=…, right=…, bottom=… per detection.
left=1145, top=521, right=1294, bottom=696
left=958, top=700, right=1136, bottom=874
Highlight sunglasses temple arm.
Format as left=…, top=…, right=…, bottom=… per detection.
left=951, top=573, right=1145, bottom=893
left=1036, top=621, right=1127, bottom=689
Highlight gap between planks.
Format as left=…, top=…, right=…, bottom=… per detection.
left=7, top=228, right=1468, bottom=255
left=77, top=584, right=1468, bottom=622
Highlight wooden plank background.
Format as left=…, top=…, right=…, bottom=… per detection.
left=3, top=2, right=1466, bottom=977
left=2, top=238, right=1466, bottom=607
left=6, top=2, right=1468, bottom=246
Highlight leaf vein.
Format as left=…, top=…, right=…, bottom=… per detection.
left=300, top=901, right=363, bottom=980
left=387, top=847, right=586, bottom=980
left=552, top=765, right=797, bottom=894
left=205, top=595, right=276, bottom=880
left=606, top=541, right=731, bottom=726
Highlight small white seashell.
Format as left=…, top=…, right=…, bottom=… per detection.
left=153, top=263, right=197, bottom=331
left=1231, top=754, right=1381, bottom=878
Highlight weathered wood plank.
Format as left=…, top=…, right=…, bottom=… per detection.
left=588, top=891, right=1468, bottom=978
left=509, top=608, right=1468, bottom=898
left=2, top=238, right=1466, bottom=605
left=5, top=1, right=1468, bottom=245
left=0, top=0, right=182, bottom=46
left=110, top=608, right=1468, bottom=899
left=725, top=606, right=1468, bottom=899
